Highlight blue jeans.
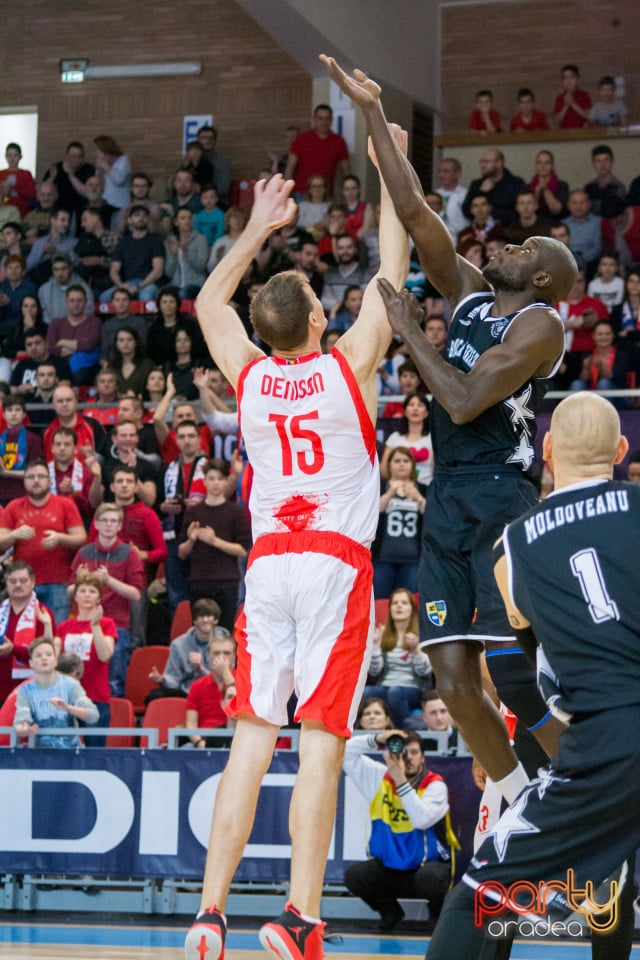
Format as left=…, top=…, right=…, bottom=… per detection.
left=363, top=684, right=425, bottom=727
left=109, top=628, right=131, bottom=698
left=100, top=279, right=160, bottom=303
left=79, top=700, right=111, bottom=748
left=35, top=582, right=70, bottom=626
left=373, top=561, right=418, bottom=600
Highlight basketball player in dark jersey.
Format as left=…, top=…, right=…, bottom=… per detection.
left=423, top=393, right=640, bottom=958
left=322, top=54, right=577, bottom=805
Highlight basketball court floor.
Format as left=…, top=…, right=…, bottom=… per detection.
left=2, top=920, right=639, bottom=959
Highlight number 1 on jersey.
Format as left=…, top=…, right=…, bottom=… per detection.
left=570, top=547, right=620, bottom=624
left=269, top=412, right=325, bottom=476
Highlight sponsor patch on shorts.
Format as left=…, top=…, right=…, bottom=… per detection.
left=426, top=600, right=447, bottom=627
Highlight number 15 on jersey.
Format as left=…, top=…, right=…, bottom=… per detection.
left=269, top=412, right=325, bottom=476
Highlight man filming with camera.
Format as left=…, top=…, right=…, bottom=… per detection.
left=343, top=729, right=457, bottom=932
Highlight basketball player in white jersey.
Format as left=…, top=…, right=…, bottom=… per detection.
left=184, top=147, right=409, bottom=960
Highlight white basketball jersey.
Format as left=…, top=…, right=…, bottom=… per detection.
left=237, top=348, right=380, bottom=546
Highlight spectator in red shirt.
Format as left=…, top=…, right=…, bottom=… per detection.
left=55, top=573, right=116, bottom=745
left=70, top=502, right=144, bottom=696
left=554, top=267, right=609, bottom=387
left=553, top=64, right=592, bottom=129
left=47, top=426, right=103, bottom=523
left=509, top=88, right=549, bottom=132
left=284, top=104, right=350, bottom=199
left=0, top=461, right=86, bottom=624
left=43, top=382, right=106, bottom=460
left=185, top=628, right=236, bottom=748
left=82, top=368, right=120, bottom=427
left=0, top=561, right=55, bottom=704
left=0, top=143, right=36, bottom=218
left=468, top=90, right=501, bottom=134
left=90, top=463, right=168, bottom=652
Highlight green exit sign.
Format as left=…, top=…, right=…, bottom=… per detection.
left=61, top=70, right=85, bottom=83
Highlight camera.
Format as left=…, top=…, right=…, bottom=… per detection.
left=386, top=734, right=406, bottom=756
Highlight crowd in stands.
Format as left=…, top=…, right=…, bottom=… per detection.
left=0, top=66, right=640, bottom=745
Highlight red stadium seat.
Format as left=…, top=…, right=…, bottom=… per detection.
left=107, top=697, right=136, bottom=747
left=170, top=600, right=193, bottom=642
left=125, top=646, right=170, bottom=715
left=374, top=598, right=390, bottom=625
left=142, top=697, right=187, bottom=747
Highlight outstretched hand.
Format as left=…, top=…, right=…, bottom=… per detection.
left=319, top=55, right=381, bottom=109
left=377, top=279, right=425, bottom=338
left=251, top=175, right=296, bottom=233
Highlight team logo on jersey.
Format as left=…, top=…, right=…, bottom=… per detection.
left=491, top=318, right=509, bottom=338
left=426, top=600, right=447, bottom=626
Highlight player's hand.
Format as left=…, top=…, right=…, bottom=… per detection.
left=320, top=55, right=381, bottom=110
left=377, top=279, right=425, bottom=338
left=472, top=761, right=487, bottom=791
left=250, top=175, right=296, bottom=233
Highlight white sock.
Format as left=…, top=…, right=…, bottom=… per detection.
left=494, top=761, right=529, bottom=804
left=297, top=909, right=321, bottom=925
left=197, top=906, right=226, bottom=923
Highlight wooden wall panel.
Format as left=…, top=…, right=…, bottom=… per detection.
left=441, top=1, right=639, bottom=134
left=0, top=0, right=312, bottom=193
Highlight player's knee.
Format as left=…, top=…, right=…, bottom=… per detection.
left=487, top=651, right=548, bottom=729
left=436, top=675, right=483, bottom=716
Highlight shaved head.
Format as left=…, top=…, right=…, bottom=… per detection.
left=535, top=237, right=578, bottom=304
left=546, top=394, right=624, bottom=480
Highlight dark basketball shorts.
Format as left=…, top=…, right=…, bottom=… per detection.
left=419, top=465, right=538, bottom=647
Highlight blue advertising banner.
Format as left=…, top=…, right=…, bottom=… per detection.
left=0, top=749, right=478, bottom=882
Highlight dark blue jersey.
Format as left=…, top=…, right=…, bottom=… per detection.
left=502, top=479, right=640, bottom=716
left=431, top=292, right=562, bottom=469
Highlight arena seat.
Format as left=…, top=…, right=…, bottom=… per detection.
left=170, top=600, right=192, bottom=642
left=142, top=697, right=187, bottom=747
left=125, top=646, right=170, bottom=715
left=374, top=598, right=390, bottom=625
left=107, top=697, right=136, bottom=747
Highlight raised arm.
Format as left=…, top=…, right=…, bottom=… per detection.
left=377, top=283, right=564, bottom=423
left=334, top=130, right=409, bottom=421
left=195, top=176, right=296, bottom=388
left=320, top=55, right=488, bottom=308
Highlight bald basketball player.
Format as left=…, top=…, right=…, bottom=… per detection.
left=426, top=392, right=640, bottom=958
left=321, top=54, right=577, bottom=803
